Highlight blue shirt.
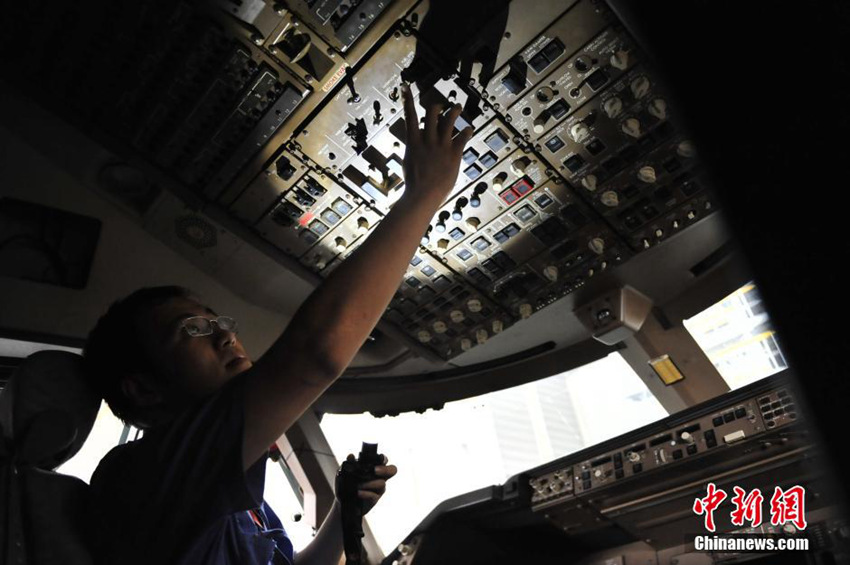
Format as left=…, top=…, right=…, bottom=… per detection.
left=89, top=377, right=295, bottom=564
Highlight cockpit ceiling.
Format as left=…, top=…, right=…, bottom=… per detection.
left=0, top=0, right=741, bottom=377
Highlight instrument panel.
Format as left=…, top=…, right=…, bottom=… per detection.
left=383, top=374, right=845, bottom=565
left=0, top=0, right=719, bottom=360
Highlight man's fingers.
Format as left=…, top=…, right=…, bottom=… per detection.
left=401, top=83, right=420, bottom=145
left=374, top=464, right=398, bottom=478
left=453, top=126, right=475, bottom=151
left=424, top=101, right=441, bottom=142
left=439, top=104, right=463, bottom=141
left=358, top=479, right=387, bottom=494
left=357, top=490, right=381, bottom=504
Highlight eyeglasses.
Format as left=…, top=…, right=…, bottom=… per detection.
left=180, top=316, right=239, bottom=337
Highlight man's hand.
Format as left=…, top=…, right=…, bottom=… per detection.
left=345, top=453, right=398, bottom=515
left=400, top=83, right=474, bottom=207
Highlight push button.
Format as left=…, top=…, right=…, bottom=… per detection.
left=485, top=130, right=509, bottom=152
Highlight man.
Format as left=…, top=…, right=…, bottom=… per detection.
left=84, top=85, right=473, bottom=564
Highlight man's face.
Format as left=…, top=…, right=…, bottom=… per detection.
left=137, top=297, right=254, bottom=401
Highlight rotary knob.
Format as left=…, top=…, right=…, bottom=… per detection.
left=511, top=157, right=531, bottom=176
left=536, top=86, right=555, bottom=103
left=610, top=50, right=629, bottom=70
left=627, top=451, right=640, bottom=463
left=601, top=190, right=619, bottom=207
left=417, top=330, right=432, bottom=343
left=648, top=98, right=667, bottom=120
left=460, top=338, right=473, bottom=351
left=588, top=237, right=605, bottom=255
left=492, top=319, right=504, bottom=334
left=569, top=123, right=590, bottom=143
left=594, top=469, right=603, bottom=478
left=493, top=172, right=509, bottom=191
left=467, top=298, right=483, bottom=312
left=543, top=265, right=558, bottom=281
left=680, top=431, right=695, bottom=444
left=450, top=309, right=465, bottom=323
left=519, top=303, right=534, bottom=319
left=630, top=76, right=650, bottom=99
left=637, top=166, right=657, bottom=183
left=433, top=320, right=448, bottom=334
left=334, top=237, right=347, bottom=252
left=437, top=238, right=449, bottom=250
left=621, top=118, right=641, bottom=138
left=357, top=216, right=370, bottom=232
left=603, top=97, right=623, bottom=119
left=476, top=328, right=489, bottom=344
left=581, top=174, right=598, bottom=191
left=466, top=217, right=481, bottom=231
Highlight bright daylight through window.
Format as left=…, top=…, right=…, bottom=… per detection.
left=320, top=352, right=668, bottom=554
left=683, top=282, right=788, bottom=390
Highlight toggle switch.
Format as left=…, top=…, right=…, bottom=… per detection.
left=648, top=98, right=667, bottom=120
left=610, top=50, right=629, bottom=70
left=630, top=76, right=650, bottom=99
left=621, top=118, right=641, bottom=138
left=452, top=197, right=468, bottom=220
left=435, top=211, right=450, bottom=232
left=637, top=166, right=657, bottom=183
left=677, top=140, right=696, bottom=158
left=533, top=115, right=548, bottom=134
left=470, top=182, right=487, bottom=207
left=601, top=190, right=619, bottom=207
left=569, top=123, right=590, bottom=143
left=581, top=174, right=598, bottom=191
left=603, top=97, right=623, bottom=119
left=589, top=237, right=605, bottom=255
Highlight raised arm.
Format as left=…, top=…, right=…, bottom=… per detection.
left=242, top=85, right=473, bottom=468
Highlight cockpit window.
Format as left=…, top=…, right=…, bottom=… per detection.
left=319, top=352, right=667, bottom=554
left=683, top=282, right=788, bottom=390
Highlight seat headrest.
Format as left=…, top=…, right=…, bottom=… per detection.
left=0, top=350, right=100, bottom=469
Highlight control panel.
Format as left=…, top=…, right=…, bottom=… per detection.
left=2, top=0, right=721, bottom=360
left=529, top=385, right=801, bottom=507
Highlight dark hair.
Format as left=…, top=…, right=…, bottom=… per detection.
left=84, top=286, right=195, bottom=427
